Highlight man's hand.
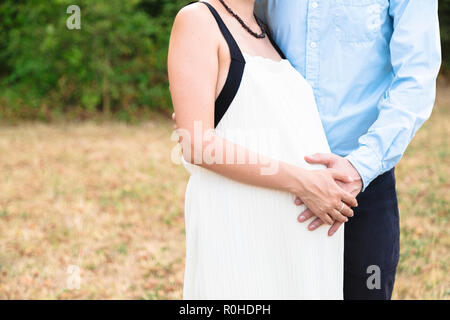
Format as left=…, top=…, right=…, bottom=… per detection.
left=296, top=153, right=362, bottom=236
left=172, top=112, right=183, bottom=145
left=292, top=168, right=357, bottom=225
left=172, top=112, right=178, bottom=130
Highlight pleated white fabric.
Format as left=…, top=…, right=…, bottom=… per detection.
left=182, top=53, right=344, bottom=300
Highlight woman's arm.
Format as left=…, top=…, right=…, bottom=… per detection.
left=168, top=5, right=356, bottom=224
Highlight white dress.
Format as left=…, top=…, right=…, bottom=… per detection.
left=181, top=2, right=343, bottom=300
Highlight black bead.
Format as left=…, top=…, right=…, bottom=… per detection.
left=217, top=0, right=266, bottom=39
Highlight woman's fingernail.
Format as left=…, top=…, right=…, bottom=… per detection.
left=299, top=215, right=306, bottom=222
left=295, top=199, right=301, bottom=205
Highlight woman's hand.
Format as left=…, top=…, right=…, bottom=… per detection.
left=292, top=168, right=358, bottom=225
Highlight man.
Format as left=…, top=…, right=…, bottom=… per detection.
left=254, top=0, right=441, bottom=299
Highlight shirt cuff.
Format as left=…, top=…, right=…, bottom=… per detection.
left=345, top=145, right=383, bottom=192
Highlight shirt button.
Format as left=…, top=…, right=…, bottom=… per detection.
left=311, top=2, right=318, bottom=8
left=310, top=42, right=317, bottom=48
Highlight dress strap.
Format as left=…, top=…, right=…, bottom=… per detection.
left=183, top=1, right=246, bottom=128
left=190, top=1, right=245, bottom=62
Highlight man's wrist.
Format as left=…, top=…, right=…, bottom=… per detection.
left=345, top=146, right=382, bottom=192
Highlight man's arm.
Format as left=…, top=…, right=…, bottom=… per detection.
left=300, top=0, right=442, bottom=234
left=345, top=0, right=441, bottom=190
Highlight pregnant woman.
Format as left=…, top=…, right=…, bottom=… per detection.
left=168, top=0, right=357, bottom=299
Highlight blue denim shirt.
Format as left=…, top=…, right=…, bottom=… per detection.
left=255, top=0, right=441, bottom=190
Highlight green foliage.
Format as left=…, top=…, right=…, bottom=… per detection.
left=440, top=0, right=450, bottom=71
left=0, top=0, right=448, bottom=120
left=0, top=0, right=190, bottom=120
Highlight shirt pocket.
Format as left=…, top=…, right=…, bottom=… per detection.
left=333, top=0, right=386, bottom=43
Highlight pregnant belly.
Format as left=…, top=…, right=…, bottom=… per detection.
left=184, top=169, right=318, bottom=239
left=183, top=168, right=334, bottom=278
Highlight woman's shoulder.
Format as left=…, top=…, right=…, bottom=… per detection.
left=173, top=2, right=216, bottom=36
left=169, top=3, right=220, bottom=67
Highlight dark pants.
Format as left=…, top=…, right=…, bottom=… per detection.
left=344, top=168, right=400, bottom=300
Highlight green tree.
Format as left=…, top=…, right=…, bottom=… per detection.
left=440, top=0, right=450, bottom=71
left=0, top=0, right=189, bottom=119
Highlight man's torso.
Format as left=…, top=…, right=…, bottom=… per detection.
left=255, top=0, right=394, bottom=155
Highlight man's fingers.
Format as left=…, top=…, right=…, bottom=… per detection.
left=308, top=217, right=324, bottom=231
left=330, top=209, right=348, bottom=223
left=330, top=169, right=354, bottom=183
left=328, top=221, right=343, bottom=237
left=298, top=209, right=313, bottom=223
left=320, top=213, right=334, bottom=225
left=172, top=113, right=179, bottom=130
left=341, top=190, right=358, bottom=207
left=340, top=204, right=354, bottom=217
left=304, top=153, right=334, bottom=166
left=294, top=196, right=303, bottom=206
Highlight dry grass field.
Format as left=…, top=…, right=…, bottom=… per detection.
left=0, top=84, right=448, bottom=300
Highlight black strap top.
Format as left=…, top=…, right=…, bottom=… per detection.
left=185, top=1, right=286, bottom=127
